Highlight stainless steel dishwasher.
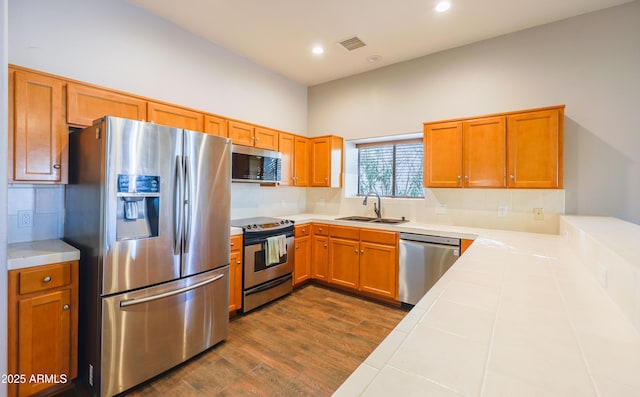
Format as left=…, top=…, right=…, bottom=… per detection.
left=399, top=233, right=460, bottom=305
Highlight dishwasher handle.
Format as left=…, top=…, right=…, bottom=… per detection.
left=400, top=233, right=460, bottom=246
left=400, top=239, right=460, bottom=257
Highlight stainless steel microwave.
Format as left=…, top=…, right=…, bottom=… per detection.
left=231, top=145, right=282, bottom=183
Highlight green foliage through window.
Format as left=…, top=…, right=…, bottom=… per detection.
left=358, top=142, right=424, bottom=198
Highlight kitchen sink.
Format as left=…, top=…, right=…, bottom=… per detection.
left=335, top=216, right=377, bottom=222
left=335, top=216, right=408, bottom=224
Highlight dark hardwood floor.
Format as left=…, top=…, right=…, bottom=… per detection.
left=61, top=284, right=407, bottom=397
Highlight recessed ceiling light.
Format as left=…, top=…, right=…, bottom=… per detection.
left=435, top=1, right=451, bottom=12
left=366, top=55, right=382, bottom=63
left=312, top=46, right=324, bottom=55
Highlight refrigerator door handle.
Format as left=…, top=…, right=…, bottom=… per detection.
left=183, top=156, right=192, bottom=254
left=173, top=155, right=184, bottom=255
left=119, top=273, right=225, bottom=307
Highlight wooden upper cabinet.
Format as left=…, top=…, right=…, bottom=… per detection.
left=507, top=108, right=563, bottom=188
left=463, top=116, right=506, bottom=188
left=424, top=105, right=564, bottom=189
left=310, top=135, right=343, bottom=187
left=12, top=70, right=66, bottom=183
left=254, top=127, right=278, bottom=150
left=228, top=120, right=254, bottom=146
left=147, top=101, right=204, bottom=131
left=279, top=132, right=295, bottom=186
left=423, top=122, right=463, bottom=188
left=293, top=136, right=310, bottom=186
left=203, top=115, right=228, bottom=137
left=66, top=83, right=146, bottom=127
left=228, top=121, right=279, bottom=150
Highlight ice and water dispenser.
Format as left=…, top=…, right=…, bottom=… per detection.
left=116, top=174, right=160, bottom=240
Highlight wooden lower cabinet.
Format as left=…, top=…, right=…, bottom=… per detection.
left=325, top=225, right=399, bottom=301
left=8, top=261, right=79, bottom=397
left=229, top=235, right=243, bottom=313
left=359, top=241, right=397, bottom=299
left=293, top=235, right=311, bottom=286
left=328, top=237, right=360, bottom=289
left=311, top=236, right=329, bottom=281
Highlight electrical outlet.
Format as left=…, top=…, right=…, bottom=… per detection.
left=498, top=206, right=508, bottom=217
left=17, top=210, right=34, bottom=228
left=533, top=207, right=544, bottom=221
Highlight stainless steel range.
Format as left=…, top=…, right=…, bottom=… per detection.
left=231, top=217, right=295, bottom=312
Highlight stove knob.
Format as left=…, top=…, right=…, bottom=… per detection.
left=245, top=225, right=252, bottom=230
left=284, top=220, right=289, bottom=224
left=280, top=220, right=285, bottom=224
left=253, top=224, right=258, bottom=229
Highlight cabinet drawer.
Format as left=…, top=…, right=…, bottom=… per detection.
left=230, top=235, right=243, bottom=252
left=312, top=223, right=329, bottom=236
left=19, top=262, right=72, bottom=295
left=295, top=225, right=311, bottom=237
left=329, top=225, right=360, bottom=240
left=360, top=229, right=397, bottom=245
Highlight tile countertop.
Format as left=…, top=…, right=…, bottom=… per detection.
left=286, top=213, right=640, bottom=397
left=8, top=239, right=81, bottom=270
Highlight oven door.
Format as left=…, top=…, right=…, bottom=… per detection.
left=244, top=235, right=294, bottom=289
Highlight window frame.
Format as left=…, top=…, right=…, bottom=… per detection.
left=356, top=138, right=424, bottom=199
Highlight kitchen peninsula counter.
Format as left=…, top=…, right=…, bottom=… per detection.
left=286, top=214, right=640, bottom=397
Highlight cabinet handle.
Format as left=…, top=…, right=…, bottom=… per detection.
left=318, top=228, right=323, bottom=232
left=53, top=164, right=61, bottom=170
left=63, top=304, right=70, bottom=311
left=323, top=244, right=327, bottom=248
left=354, top=250, right=358, bottom=254
left=43, top=276, right=52, bottom=283
left=325, top=177, right=328, bottom=181
left=360, top=250, right=364, bottom=254
left=457, top=175, right=462, bottom=186
left=509, top=175, right=515, bottom=180
left=236, top=260, right=241, bottom=264
left=464, top=175, right=469, bottom=180
left=230, top=242, right=235, bottom=247
left=296, top=245, right=299, bottom=249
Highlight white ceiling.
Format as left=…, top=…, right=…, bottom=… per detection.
left=128, top=0, right=632, bottom=87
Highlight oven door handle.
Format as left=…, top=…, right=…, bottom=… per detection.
left=119, top=273, right=225, bottom=307
left=245, top=275, right=292, bottom=296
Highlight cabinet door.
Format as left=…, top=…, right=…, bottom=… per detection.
left=13, top=70, right=65, bottom=183
left=507, top=109, right=562, bottom=188
left=147, top=102, right=204, bottom=131
left=328, top=237, right=360, bottom=289
left=359, top=242, right=397, bottom=300
left=293, top=136, right=310, bottom=186
left=229, top=250, right=242, bottom=312
left=17, top=289, right=72, bottom=397
left=279, top=132, right=295, bottom=186
left=294, top=235, right=311, bottom=286
left=310, top=137, right=330, bottom=186
left=254, top=127, right=278, bottom=151
left=463, top=116, right=506, bottom=188
left=66, top=83, right=146, bottom=127
left=204, top=115, right=228, bottom=137
left=228, top=121, right=254, bottom=146
left=423, top=122, right=463, bottom=187
left=311, top=235, right=329, bottom=281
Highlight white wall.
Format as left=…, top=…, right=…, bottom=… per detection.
left=308, top=1, right=640, bottom=225
left=1, top=0, right=9, bottom=392
left=8, top=0, right=307, bottom=134
left=8, top=0, right=310, bottom=227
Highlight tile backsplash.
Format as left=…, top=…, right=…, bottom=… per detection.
left=306, top=187, right=565, bottom=234
left=8, top=185, right=65, bottom=244
left=7, top=183, right=564, bottom=243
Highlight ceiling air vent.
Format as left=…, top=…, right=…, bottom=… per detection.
left=338, top=36, right=366, bottom=52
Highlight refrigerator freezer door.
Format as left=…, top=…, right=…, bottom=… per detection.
left=100, top=266, right=229, bottom=396
left=103, top=117, right=182, bottom=295
left=181, top=130, right=231, bottom=277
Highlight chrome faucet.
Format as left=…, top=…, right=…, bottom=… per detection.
left=362, top=191, right=382, bottom=219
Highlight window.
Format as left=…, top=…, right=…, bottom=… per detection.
left=357, top=139, right=424, bottom=198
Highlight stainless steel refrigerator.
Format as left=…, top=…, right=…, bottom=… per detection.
left=64, top=116, right=231, bottom=397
